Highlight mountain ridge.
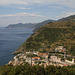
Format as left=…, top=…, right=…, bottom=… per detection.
left=58, top=15, right=75, bottom=22
left=6, top=19, right=55, bottom=29
left=33, top=19, right=55, bottom=32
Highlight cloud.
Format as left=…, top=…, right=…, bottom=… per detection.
left=48, top=5, right=62, bottom=9
left=0, top=0, right=28, bottom=5
left=0, top=12, right=45, bottom=26
left=58, top=0, right=75, bottom=8
left=0, top=0, right=75, bottom=8
left=18, top=7, right=31, bottom=9
left=56, top=12, right=75, bottom=18
left=0, top=13, right=44, bottom=18
left=62, top=12, right=75, bottom=17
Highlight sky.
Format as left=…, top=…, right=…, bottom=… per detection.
left=0, top=0, right=75, bottom=27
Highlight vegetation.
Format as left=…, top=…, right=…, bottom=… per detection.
left=14, top=21, right=75, bottom=56
left=67, top=57, right=72, bottom=61
left=33, top=19, right=55, bottom=32
left=0, top=64, right=75, bottom=75
left=27, top=54, right=38, bottom=57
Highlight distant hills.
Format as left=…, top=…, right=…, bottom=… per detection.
left=6, top=23, right=36, bottom=28
left=6, top=20, right=55, bottom=29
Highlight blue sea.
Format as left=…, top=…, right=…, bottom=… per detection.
left=0, top=27, right=33, bottom=66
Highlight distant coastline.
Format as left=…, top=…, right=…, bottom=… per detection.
left=6, top=23, right=37, bottom=28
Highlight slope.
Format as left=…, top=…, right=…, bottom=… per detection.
left=14, top=21, right=75, bottom=56
left=33, top=19, right=55, bottom=32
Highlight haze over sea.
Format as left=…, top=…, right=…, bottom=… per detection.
left=0, top=27, right=33, bottom=66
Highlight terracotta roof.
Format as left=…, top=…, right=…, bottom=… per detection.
left=32, top=57, right=40, bottom=59
left=38, top=52, right=42, bottom=54
left=64, top=65, right=68, bottom=66
left=43, top=53, right=47, bottom=55
left=38, top=52, right=47, bottom=56
left=12, top=62, right=14, bottom=65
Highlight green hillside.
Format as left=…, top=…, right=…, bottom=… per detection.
left=33, top=19, right=55, bottom=32
left=14, top=21, right=75, bottom=55
left=0, top=64, right=75, bottom=75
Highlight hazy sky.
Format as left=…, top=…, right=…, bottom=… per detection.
left=0, top=0, right=75, bottom=27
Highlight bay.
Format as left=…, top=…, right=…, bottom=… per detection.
left=0, top=28, right=33, bottom=66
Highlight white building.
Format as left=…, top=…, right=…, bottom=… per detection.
left=50, top=56, right=57, bottom=62
left=33, top=51, right=39, bottom=55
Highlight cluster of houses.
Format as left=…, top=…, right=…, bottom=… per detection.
left=55, top=46, right=66, bottom=53
left=8, top=46, right=75, bottom=67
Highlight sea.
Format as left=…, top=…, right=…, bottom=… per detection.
left=0, top=27, right=33, bottom=66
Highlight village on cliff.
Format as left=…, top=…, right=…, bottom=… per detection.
left=8, top=46, right=75, bottom=67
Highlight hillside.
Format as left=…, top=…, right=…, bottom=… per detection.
left=33, top=19, right=55, bottom=32
left=58, top=15, right=75, bottom=22
left=14, top=21, right=75, bottom=55
left=0, top=64, right=75, bottom=75
left=33, top=15, right=75, bottom=32
left=6, top=23, right=36, bottom=28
